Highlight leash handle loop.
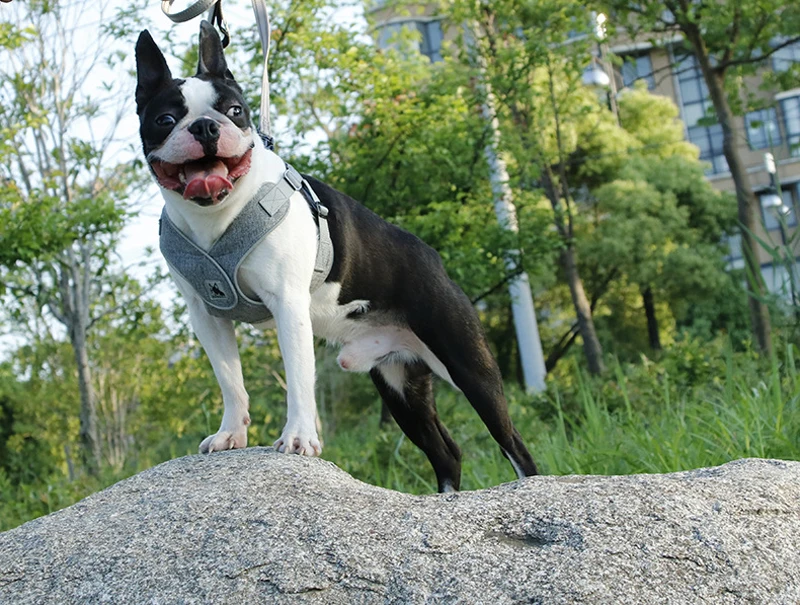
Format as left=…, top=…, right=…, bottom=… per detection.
left=162, top=0, right=230, bottom=47
left=160, top=0, right=217, bottom=24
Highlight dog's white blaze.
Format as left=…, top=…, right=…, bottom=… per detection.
left=180, top=77, right=218, bottom=118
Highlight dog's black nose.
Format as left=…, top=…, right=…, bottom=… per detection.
left=188, top=118, right=220, bottom=143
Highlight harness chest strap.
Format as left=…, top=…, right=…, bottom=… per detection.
left=159, top=165, right=333, bottom=324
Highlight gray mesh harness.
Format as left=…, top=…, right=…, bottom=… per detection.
left=159, top=164, right=333, bottom=324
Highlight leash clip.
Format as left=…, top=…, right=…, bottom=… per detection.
left=258, top=130, right=275, bottom=151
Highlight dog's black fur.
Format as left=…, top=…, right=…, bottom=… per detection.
left=306, top=176, right=539, bottom=489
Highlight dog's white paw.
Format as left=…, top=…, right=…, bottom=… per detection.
left=199, top=428, right=248, bottom=453
left=274, top=424, right=322, bottom=457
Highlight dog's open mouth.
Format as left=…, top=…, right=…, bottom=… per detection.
left=150, top=147, right=253, bottom=206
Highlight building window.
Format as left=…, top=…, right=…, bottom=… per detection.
left=376, top=19, right=443, bottom=63
left=780, top=95, right=800, bottom=157
left=674, top=53, right=728, bottom=174
left=621, top=53, right=655, bottom=89
left=417, top=20, right=443, bottom=63
left=726, top=232, right=743, bottom=262
left=772, top=40, right=800, bottom=72
left=745, top=108, right=781, bottom=150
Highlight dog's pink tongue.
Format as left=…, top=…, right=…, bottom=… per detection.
left=183, top=160, right=233, bottom=203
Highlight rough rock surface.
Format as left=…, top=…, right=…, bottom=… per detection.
left=1, top=450, right=798, bottom=604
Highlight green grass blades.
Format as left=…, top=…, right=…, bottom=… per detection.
left=2, top=337, right=799, bottom=529
left=324, top=337, right=800, bottom=491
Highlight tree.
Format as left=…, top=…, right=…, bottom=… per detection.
left=584, top=156, right=738, bottom=352
left=519, top=84, right=732, bottom=367
left=446, top=0, right=612, bottom=374
left=0, top=0, right=147, bottom=472
left=603, top=0, right=800, bottom=352
left=574, top=87, right=737, bottom=354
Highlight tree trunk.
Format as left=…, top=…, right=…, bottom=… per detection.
left=541, top=165, right=606, bottom=376
left=560, top=246, right=606, bottom=375
left=684, top=26, right=772, bottom=353
left=642, top=286, right=661, bottom=351
left=60, top=253, right=101, bottom=474
left=71, top=317, right=101, bottom=473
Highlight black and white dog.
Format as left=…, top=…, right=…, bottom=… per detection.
left=135, top=22, right=537, bottom=492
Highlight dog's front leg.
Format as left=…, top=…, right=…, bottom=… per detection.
left=271, top=292, right=321, bottom=456
left=181, top=290, right=250, bottom=453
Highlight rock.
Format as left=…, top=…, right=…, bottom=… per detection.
left=1, top=450, right=799, bottom=604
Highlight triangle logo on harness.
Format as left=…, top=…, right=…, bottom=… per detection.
left=205, top=280, right=228, bottom=300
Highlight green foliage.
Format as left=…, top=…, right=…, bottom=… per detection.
left=616, top=85, right=698, bottom=161
left=578, top=152, right=743, bottom=351
left=326, top=336, right=800, bottom=493
left=1, top=0, right=795, bottom=535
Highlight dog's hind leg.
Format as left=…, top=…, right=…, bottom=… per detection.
left=370, top=360, right=462, bottom=492
left=412, top=285, right=539, bottom=480
left=454, top=360, right=538, bottom=479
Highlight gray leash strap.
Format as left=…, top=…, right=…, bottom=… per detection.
left=161, top=0, right=217, bottom=22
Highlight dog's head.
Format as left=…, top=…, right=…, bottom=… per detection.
left=135, top=22, right=254, bottom=207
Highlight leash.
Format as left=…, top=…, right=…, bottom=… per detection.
left=161, top=0, right=274, bottom=150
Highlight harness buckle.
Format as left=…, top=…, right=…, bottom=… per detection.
left=284, top=165, right=304, bottom=191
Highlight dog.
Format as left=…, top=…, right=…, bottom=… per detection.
left=135, top=22, right=538, bottom=492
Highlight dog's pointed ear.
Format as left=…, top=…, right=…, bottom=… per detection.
left=197, top=20, right=232, bottom=79
left=135, top=30, right=173, bottom=115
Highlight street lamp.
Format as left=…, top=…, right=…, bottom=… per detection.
left=582, top=12, right=619, bottom=123
left=582, top=58, right=611, bottom=88
left=761, top=152, right=799, bottom=313
left=761, top=152, right=789, bottom=217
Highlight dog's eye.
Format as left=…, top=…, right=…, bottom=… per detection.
left=155, top=114, right=176, bottom=127
left=226, top=105, right=243, bottom=118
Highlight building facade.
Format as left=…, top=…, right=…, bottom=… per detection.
left=610, top=40, right=800, bottom=296
left=367, top=3, right=800, bottom=296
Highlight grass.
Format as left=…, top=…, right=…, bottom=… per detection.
left=323, top=340, right=800, bottom=492
left=2, top=338, right=799, bottom=529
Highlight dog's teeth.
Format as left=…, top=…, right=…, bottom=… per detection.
left=179, top=171, right=186, bottom=184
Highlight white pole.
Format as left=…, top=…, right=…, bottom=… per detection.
left=481, top=89, right=547, bottom=393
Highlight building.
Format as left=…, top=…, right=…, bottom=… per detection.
left=609, top=39, right=800, bottom=296
left=367, top=3, right=800, bottom=297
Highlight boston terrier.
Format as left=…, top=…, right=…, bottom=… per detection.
left=135, top=22, right=538, bottom=492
